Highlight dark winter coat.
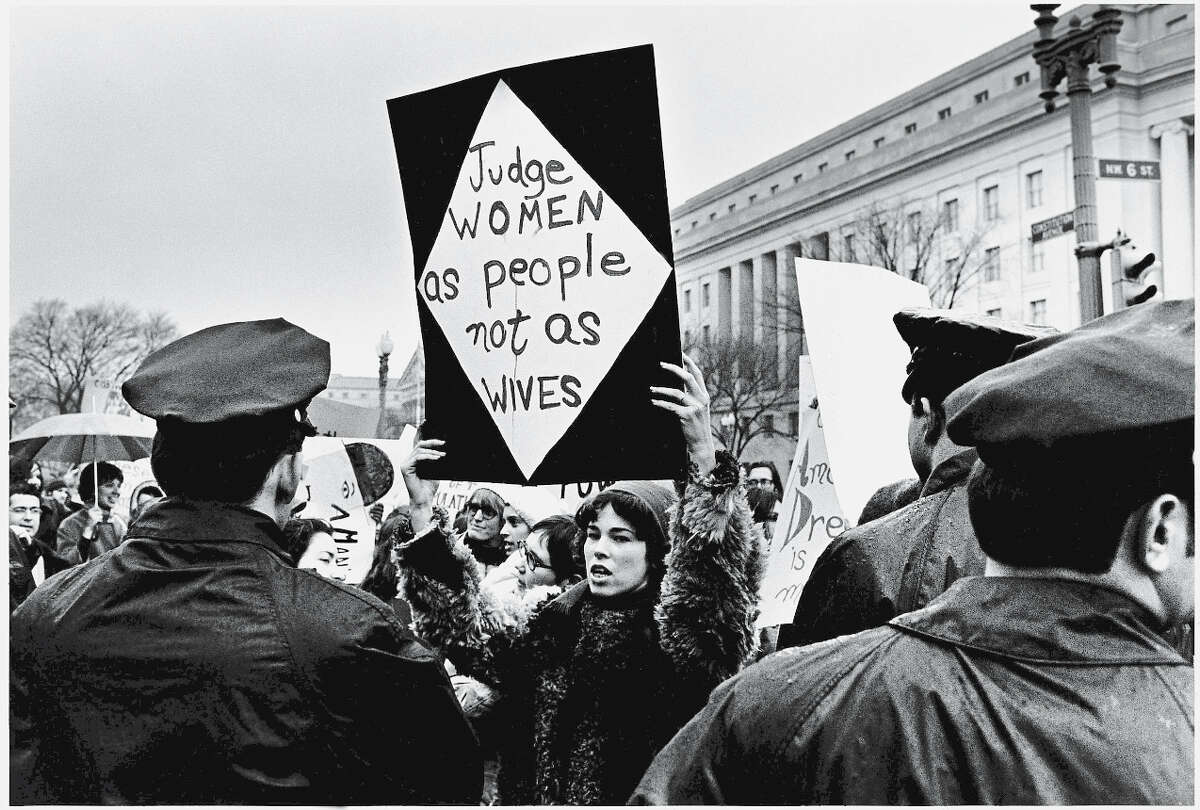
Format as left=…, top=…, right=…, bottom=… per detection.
left=632, top=577, right=1194, bottom=805
left=403, top=452, right=763, bottom=805
left=777, top=448, right=980, bottom=649
left=10, top=497, right=481, bottom=805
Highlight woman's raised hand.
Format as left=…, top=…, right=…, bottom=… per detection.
left=650, top=354, right=718, bottom=476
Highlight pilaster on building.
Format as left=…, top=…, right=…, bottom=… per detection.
left=672, top=4, right=1193, bottom=473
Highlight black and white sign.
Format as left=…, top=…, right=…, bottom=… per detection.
left=1099, top=159, right=1160, bottom=180
left=387, top=46, right=686, bottom=485
left=1031, top=211, right=1075, bottom=243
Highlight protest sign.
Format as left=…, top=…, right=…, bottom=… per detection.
left=388, top=45, right=685, bottom=485
left=794, top=259, right=930, bottom=525
left=80, top=376, right=154, bottom=425
left=431, top=477, right=669, bottom=526
left=756, top=358, right=846, bottom=628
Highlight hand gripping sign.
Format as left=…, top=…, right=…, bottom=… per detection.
left=388, top=46, right=686, bottom=485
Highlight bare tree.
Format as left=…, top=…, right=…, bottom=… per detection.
left=9, top=299, right=178, bottom=425
left=686, top=331, right=800, bottom=459
left=766, top=199, right=992, bottom=335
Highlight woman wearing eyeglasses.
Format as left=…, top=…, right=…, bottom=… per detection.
left=397, top=356, right=763, bottom=806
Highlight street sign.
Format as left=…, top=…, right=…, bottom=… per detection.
left=1031, top=211, right=1075, bottom=243
left=1099, top=159, right=1160, bottom=180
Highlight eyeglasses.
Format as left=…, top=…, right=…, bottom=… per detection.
left=465, top=502, right=499, bottom=521
left=520, top=542, right=553, bottom=572
left=747, top=479, right=775, bottom=488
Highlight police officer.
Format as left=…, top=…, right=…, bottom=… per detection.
left=10, top=318, right=481, bottom=804
left=632, top=299, right=1194, bottom=804
left=778, top=309, right=1055, bottom=649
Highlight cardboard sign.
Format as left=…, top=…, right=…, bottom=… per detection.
left=431, top=478, right=670, bottom=526
left=756, top=359, right=847, bottom=627
left=388, top=45, right=685, bottom=485
left=80, top=376, right=154, bottom=425
left=794, top=259, right=930, bottom=525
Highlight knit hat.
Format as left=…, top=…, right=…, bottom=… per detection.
left=574, top=481, right=678, bottom=581
left=604, top=481, right=675, bottom=546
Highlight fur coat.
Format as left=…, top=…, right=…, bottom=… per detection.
left=401, top=451, right=763, bottom=805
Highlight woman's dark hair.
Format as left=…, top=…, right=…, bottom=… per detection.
left=150, top=410, right=316, bottom=503
left=361, top=507, right=415, bottom=601
left=280, top=517, right=333, bottom=564
left=574, top=489, right=670, bottom=585
left=530, top=514, right=584, bottom=582
left=78, top=462, right=124, bottom=503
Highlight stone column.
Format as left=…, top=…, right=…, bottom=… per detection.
left=729, top=263, right=743, bottom=342
left=758, top=252, right=778, bottom=387
left=776, top=244, right=802, bottom=386
left=750, top=255, right=765, bottom=347
left=1150, top=119, right=1195, bottom=300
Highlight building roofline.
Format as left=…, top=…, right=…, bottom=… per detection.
left=671, top=3, right=1107, bottom=217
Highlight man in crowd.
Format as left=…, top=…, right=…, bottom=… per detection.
left=54, top=461, right=127, bottom=566
left=11, top=318, right=481, bottom=804
left=632, top=299, right=1193, bottom=804
left=10, top=482, right=47, bottom=609
left=777, top=309, right=1054, bottom=648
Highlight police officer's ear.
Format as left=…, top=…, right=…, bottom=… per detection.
left=1133, top=494, right=1192, bottom=575
left=914, top=396, right=945, bottom=446
left=271, top=451, right=306, bottom=507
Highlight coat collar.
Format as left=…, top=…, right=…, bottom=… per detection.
left=919, top=447, right=979, bottom=498
left=891, top=576, right=1186, bottom=665
left=127, top=496, right=291, bottom=561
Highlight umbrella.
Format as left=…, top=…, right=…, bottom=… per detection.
left=9, top=412, right=156, bottom=465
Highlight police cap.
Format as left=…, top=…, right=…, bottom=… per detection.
left=123, top=318, right=331, bottom=424
left=946, top=299, right=1194, bottom=462
left=895, top=308, right=1056, bottom=403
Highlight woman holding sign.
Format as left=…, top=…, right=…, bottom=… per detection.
left=397, top=355, right=762, bottom=805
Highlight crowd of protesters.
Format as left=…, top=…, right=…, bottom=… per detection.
left=8, top=298, right=1195, bottom=805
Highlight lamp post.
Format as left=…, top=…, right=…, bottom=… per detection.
left=1031, top=4, right=1123, bottom=323
left=375, top=331, right=393, bottom=439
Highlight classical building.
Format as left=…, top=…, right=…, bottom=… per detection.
left=672, top=3, right=1193, bottom=471
left=319, top=342, right=425, bottom=431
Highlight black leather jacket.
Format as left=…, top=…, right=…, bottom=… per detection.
left=10, top=497, right=481, bottom=805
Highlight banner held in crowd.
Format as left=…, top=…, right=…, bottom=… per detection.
left=756, top=358, right=846, bottom=628
left=388, top=45, right=685, bottom=485
left=794, top=259, right=930, bottom=524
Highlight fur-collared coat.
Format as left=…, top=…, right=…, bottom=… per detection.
left=402, top=452, right=763, bottom=805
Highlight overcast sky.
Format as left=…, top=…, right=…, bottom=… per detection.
left=10, top=2, right=1040, bottom=377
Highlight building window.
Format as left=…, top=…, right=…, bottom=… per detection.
left=683, top=329, right=691, bottom=346
left=843, top=233, right=856, bottom=262
left=818, top=162, right=829, bottom=173
left=728, top=203, right=736, bottom=213
left=702, top=324, right=711, bottom=343
left=1031, top=241, right=1045, bottom=273
left=673, top=227, right=681, bottom=236
left=983, top=247, right=1001, bottom=282
left=907, top=211, right=921, bottom=240
left=1014, top=71, right=1030, bottom=87
left=1029, top=298, right=1048, bottom=325
left=904, top=122, right=918, bottom=135
left=874, top=136, right=886, bottom=149
left=943, top=198, right=959, bottom=231
left=708, top=212, right=716, bottom=221
left=748, top=194, right=757, bottom=204
left=1026, top=170, right=1043, bottom=209
left=845, top=150, right=855, bottom=161
left=691, top=220, right=698, bottom=229
left=793, top=173, right=803, bottom=184
left=702, top=282, right=711, bottom=308
left=1166, top=13, right=1188, bottom=31
left=789, top=411, right=800, bottom=435
left=986, top=307, right=1003, bottom=318
left=974, top=89, right=989, bottom=104
left=983, top=185, right=1000, bottom=221
left=763, top=414, right=775, bottom=437
left=770, top=184, right=779, bottom=194
left=683, top=289, right=692, bottom=313
left=938, top=106, right=952, bottom=120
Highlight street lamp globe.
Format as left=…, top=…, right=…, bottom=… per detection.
left=376, top=331, right=394, bottom=359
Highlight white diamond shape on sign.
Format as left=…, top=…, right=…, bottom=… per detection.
left=419, top=79, right=674, bottom=479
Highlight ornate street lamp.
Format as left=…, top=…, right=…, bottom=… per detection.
left=1030, top=4, right=1123, bottom=322
left=375, top=331, right=394, bottom=439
